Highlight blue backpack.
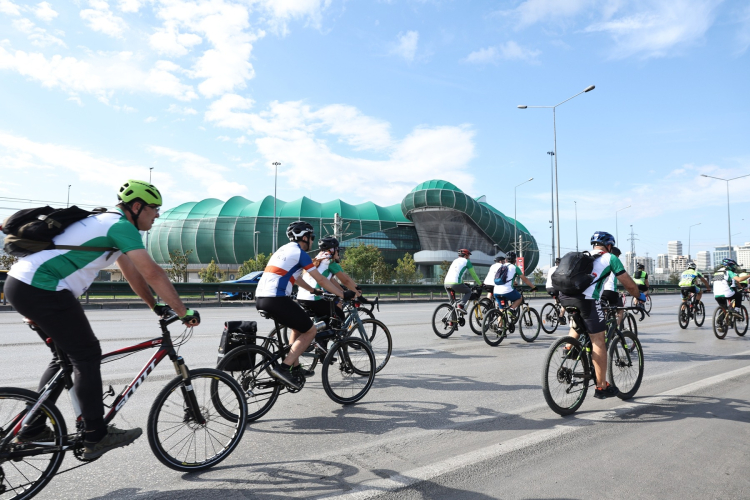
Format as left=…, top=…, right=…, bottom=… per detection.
left=494, top=265, right=510, bottom=285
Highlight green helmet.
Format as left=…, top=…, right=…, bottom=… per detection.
left=118, top=180, right=162, bottom=206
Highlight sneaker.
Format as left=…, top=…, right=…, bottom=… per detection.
left=593, top=383, right=620, bottom=400
left=561, top=345, right=581, bottom=359
left=13, top=426, right=56, bottom=444
left=83, top=425, right=142, bottom=460
left=559, top=316, right=567, bottom=326
left=268, top=362, right=302, bottom=390
left=292, top=364, right=315, bottom=378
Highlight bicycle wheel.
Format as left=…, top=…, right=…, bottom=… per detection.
left=541, top=336, right=590, bottom=416
left=621, top=312, right=638, bottom=338
left=735, top=306, right=748, bottom=336
left=322, top=338, right=375, bottom=405
left=519, top=307, right=541, bottom=342
left=713, top=308, right=728, bottom=339
left=694, top=301, right=705, bottom=327
left=481, top=309, right=507, bottom=346
left=148, top=368, right=247, bottom=472
left=468, top=302, right=485, bottom=335
left=432, top=304, right=458, bottom=338
left=347, top=318, right=392, bottom=373
left=644, top=295, right=652, bottom=313
left=607, top=331, right=643, bottom=400
left=356, top=307, right=374, bottom=321
left=0, top=387, right=67, bottom=500
left=216, top=345, right=281, bottom=422
left=540, top=303, right=559, bottom=334
left=677, top=304, right=689, bottom=329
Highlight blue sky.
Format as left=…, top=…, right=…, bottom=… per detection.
left=1, top=0, right=749, bottom=266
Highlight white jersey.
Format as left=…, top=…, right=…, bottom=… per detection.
left=546, top=265, right=558, bottom=288
left=256, top=242, right=315, bottom=298
left=297, top=252, right=343, bottom=301
left=8, top=210, right=143, bottom=296
left=484, top=263, right=502, bottom=286
left=493, top=264, right=522, bottom=295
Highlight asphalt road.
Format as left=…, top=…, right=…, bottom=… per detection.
left=1, top=294, right=748, bottom=499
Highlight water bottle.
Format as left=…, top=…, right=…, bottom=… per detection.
left=313, top=320, right=327, bottom=331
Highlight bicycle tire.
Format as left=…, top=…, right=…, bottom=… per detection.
left=431, top=304, right=458, bottom=338
left=356, top=307, right=374, bottom=321
left=623, top=312, right=638, bottom=338
left=519, top=307, right=541, bottom=342
left=607, top=331, right=643, bottom=400
left=468, top=302, right=484, bottom=335
left=644, top=295, right=652, bottom=313
left=694, top=301, right=705, bottom=327
left=347, top=318, right=392, bottom=373
left=483, top=309, right=509, bottom=346
left=713, top=308, right=728, bottom=339
left=148, top=368, right=247, bottom=472
left=678, top=304, right=689, bottom=329
left=735, top=306, right=748, bottom=336
left=216, top=345, right=282, bottom=422
left=540, top=303, right=559, bottom=334
left=322, top=338, right=375, bottom=405
left=0, top=387, right=67, bottom=500
left=541, top=336, right=590, bottom=416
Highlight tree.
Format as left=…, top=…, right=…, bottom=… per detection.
left=667, top=272, right=680, bottom=285
left=531, top=268, right=545, bottom=285
left=341, top=244, right=392, bottom=283
left=238, top=253, right=270, bottom=276
left=437, top=261, right=451, bottom=283
left=372, top=257, right=393, bottom=284
left=394, top=252, right=422, bottom=284
left=166, top=249, right=192, bottom=283
left=0, top=253, right=18, bottom=270
left=198, top=259, right=226, bottom=283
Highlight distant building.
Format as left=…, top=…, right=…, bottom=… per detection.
left=736, top=243, right=750, bottom=270
left=623, top=252, right=635, bottom=275
left=714, top=245, right=736, bottom=264
left=657, top=253, right=669, bottom=269
left=696, top=251, right=711, bottom=271
left=634, top=256, right=655, bottom=275
left=670, top=255, right=690, bottom=274
left=668, top=241, right=683, bottom=262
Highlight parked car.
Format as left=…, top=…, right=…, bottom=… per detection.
left=218, top=271, right=262, bottom=301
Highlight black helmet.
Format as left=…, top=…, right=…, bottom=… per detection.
left=506, top=251, right=517, bottom=263
left=554, top=257, right=561, bottom=265
left=722, top=258, right=738, bottom=269
left=637, top=263, right=645, bottom=270
left=591, top=231, right=615, bottom=247
left=319, top=236, right=339, bottom=251
left=494, top=255, right=506, bottom=263
left=286, top=221, right=315, bottom=242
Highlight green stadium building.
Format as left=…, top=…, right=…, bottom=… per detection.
left=147, top=179, right=539, bottom=281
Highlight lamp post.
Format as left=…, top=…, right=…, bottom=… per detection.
left=149, top=167, right=154, bottom=183
left=574, top=200, right=578, bottom=252
left=254, top=231, right=261, bottom=259
left=66, top=185, right=71, bottom=208
left=547, top=151, right=555, bottom=259
left=688, top=223, right=701, bottom=262
left=514, top=177, right=534, bottom=258
left=518, top=84, right=595, bottom=258
left=272, top=162, right=281, bottom=252
left=701, top=173, right=750, bottom=261
left=615, top=205, right=631, bottom=244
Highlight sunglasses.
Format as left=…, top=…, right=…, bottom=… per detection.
left=146, top=204, right=161, bottom=214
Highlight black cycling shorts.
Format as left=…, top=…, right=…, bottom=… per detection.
left=256, top=296, right=314, bottom=333
left=601, top=290, right=623, bottom=308
left=546, top=287, right=559, bottom=298
left=559, top=293, right=606, bottom=334
left=298, top=299, right=345, bottom=325
left=681, top=286, right=699, bottom=298
left=637, top=284, right=649, bottom=292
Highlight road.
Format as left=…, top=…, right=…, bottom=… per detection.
left=1, top=295, right=749, bottom=499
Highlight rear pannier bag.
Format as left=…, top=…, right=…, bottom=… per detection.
left=216, top=321, right=257, bottom=371
left=551, top=251, right=600, bottom=296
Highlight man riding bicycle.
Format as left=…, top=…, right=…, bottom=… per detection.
left=559, top=231, right=644, bottom=399
left=679, top=262, right=710, bottom=303
left=545, top=257, right=565, bottom=325
left=444, top=249, right=482, bottom=309
left=484, top=255, right=506, bottom=300
left=255, top=221, right=354, bottom=390
left=633, top=263, right=649, bottom=294
left=5, top=180, right=200, bottom=459
left=493, top=251, right=537, bottom=318
left=600, top=246, right=625, bottom=326
left=713, top=258, right=744, bottom=314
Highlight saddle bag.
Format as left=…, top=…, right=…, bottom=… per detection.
left=216, top=320, right=257, bottom=371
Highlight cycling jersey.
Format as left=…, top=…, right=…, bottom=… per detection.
left=546, top=265, right=558, bottom=289
left=444, top=257, right=481, bottom=286
left=296, top=251, right=343, bottom=301
left=8, top=210, right=143, bottom=296
left=493, top=263, right=522, bottom=295
left=583, top=250, right=626, bottom=300
left=633, top=270, right=648, bottom=285
left=256, top=242, right=315, bottom=298
left=679, top=269, right=703, bottom=287
left=713, top=269, right=737, bottom=298
left=484, top=263, right=502, bottom=286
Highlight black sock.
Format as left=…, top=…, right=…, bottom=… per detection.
left=84, top=418, right=106, bottom=443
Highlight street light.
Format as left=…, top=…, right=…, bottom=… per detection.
left=272, top=162, right=281, bottom=252
left=66, top=185, right=71, bottom=208
left=574, top=200, right=578, bottom=252
left=547, top=151, right=555, bottom=259
left=688, top=222, right=701, bottom=262
left=514, top=177, right=534, bottom=259
left=518, top=84, right=595, bottom=258
left=701, top=173, right=750, bottom=261
left=615, top=205, right=631, bottom=244
left=149, top=167, right=154, bottom=183
left=254, top=231, right=261, bottom=259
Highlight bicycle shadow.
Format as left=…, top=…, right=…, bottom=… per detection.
left=371, top=372, right=539, bottom=393
left=641, top=350, right=750, bottom=364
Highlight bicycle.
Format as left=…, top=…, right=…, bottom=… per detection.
left=217, top=295, right=376, bottom=420
left=630, top=290, right=652, bottom=313
left=0, top=310, right=248, bottom=500
left=540, top=297, right=566, bottom=334
left=431, top=285, right=490, bottom=338
left=480, top=291, right=541, bottom=346
left=678, top=291, right=706, bottom=329
left=541, top=304, right=645, bottom=416
left=712, top=298, right=748, bottom=339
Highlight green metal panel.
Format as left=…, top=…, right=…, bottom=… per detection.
left=180, top=219, right=200, bottom=263
left=219, top=196, right=253, bottom=217
left=233, top=217, right=256, bottom=262
left=195, top=218, right=217, bottom=263
left=214, top=217, right=236, bottom=263
left=162, top=201, right=196, bottom=220
left=453, top=192, right=467, bottom=212
left=187, top=199, right=223, bottom=219
left=425, top=189, right=441, bottom=207
left=410, top=180, right=461, bottom=193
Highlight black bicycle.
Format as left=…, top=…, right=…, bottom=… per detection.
left=540, top=298, right=566, bottom=334
left=431, top=286, right=489, bottom=338
left=678, top=291, right=706, bottom=329
left=542, top=304, right=645, bottom=416
left=480, top=291, right=541, bottom=346
left=0, top=310, right=248, bottom=500
left=712, top=298, right=748, bottom=339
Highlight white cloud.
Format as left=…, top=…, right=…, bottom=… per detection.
left=504, top=0, right=596, bottom=28
left=205, top=93, right=255, bottom=129
left=33, top=2, right=58, bottom=22
left=464, top=41, right=541, bottom=64
left=166, top=103, right=197, bottom=115
left=12, top=18, right=66, bottom=47
left=251, top=0, right=332, bottom=35
left=150, top=26, right=203, bottom=57
left=118, top=0, right=143, bottom=13
left=0, top=0, right=20, bottom=16
left=736, top=4, right=750, bottom=54
left=144, top=116, right=157, bottom=122
left=391, top=30, right=419, bottom=62
left=80, top=0, right=127, bottom=38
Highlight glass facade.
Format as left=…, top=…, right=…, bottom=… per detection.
left=340, top=226, right=421, bottom=265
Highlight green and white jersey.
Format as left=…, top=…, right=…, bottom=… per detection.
left=296, top=252, right=343, bottom=301
left=8, top=210, right=144, bottom=296
left=713, top=269, right=737, bottom=298
left=444, top=257, right=481, bottom=285
left=585, top=250, right=626, bottom=300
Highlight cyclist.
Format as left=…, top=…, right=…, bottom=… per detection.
left=484, top=255, right=506, bottom=300
left=545, top=257, right=566, bottom=325
left=296, top=236, right=361, bottom=326
left=5, top=180, right=200, bottom=459
left=559, top=232, right=644, bottom=399
left=713, top=258, right=744, bottom=315
left=601, top=247, right=624, bottom=327
left=633, top=263, right=649, bottom=296
left=493, top=251, right=537, bottom=319
left=255, top=222, right=354, bottom=389
left=679, top=262, right=710, bottom=304
left=444, top=249, right=482, bottom=310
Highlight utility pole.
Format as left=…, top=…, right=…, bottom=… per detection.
left=628, top=225, right=639, bottom=274
left=67, top=185, right=71, bottom=208
left=272, top=162, right=280, bottom=252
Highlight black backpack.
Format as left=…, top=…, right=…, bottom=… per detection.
left=494, top=264, right=510, bottom=285
left=551, top=251, right=603, bottom=296
left=216, top=321, right=257, bottom=370
left=1, top=206, right=118, bottom=257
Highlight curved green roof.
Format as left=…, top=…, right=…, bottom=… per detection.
left=410, top=180, right=461, bottom=193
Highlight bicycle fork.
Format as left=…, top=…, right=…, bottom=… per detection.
left=173, top=357, right=206, bottom=426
